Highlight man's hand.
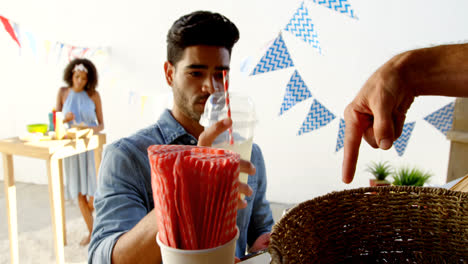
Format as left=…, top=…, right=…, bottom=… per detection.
left=198, top=117, right=254, bottom=209
left=249, top=233, right=271, bottom=253
left=342, top=53, right=415, bottom=184
left=343, top=44, right=468, bottom=184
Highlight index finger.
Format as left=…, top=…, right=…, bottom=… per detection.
left=342, top=110, right=364, bottom=184
left=198, top=118, right=232, bottom=147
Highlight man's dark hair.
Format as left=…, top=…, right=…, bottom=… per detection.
left=167, top=11, right=240, bottom=65
left=63, top=58, right=98, bottom=94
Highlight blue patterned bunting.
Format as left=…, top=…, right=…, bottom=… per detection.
left=297, top=99, right=336, bottom=135
left=394, top=122, right=416, bottom=156
left=423, top=101, right=454, bottom=136
left=335, top=118, right=345, bottom=152
left=279, top=70, right=312, bottom=115
left=285, top=2, right=322, bottom=54
left=250, top=34, right=294, bottom=76
left=310, top=0, right=358, bottom=19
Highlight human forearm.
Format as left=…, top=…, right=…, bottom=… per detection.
left=397, top=43, right=468, bottom=97
left=92, top=124, right=104, bottom=133
left=111, top=209, right=161, bottom=264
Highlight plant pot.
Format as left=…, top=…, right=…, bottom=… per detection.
left=369, top=179, right=391, bottom=187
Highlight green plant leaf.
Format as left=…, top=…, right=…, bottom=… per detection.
left=392, top=167, right=432, bottom=186
left=366, top=161, right=393, bottom=180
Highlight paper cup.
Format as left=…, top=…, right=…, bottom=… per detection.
left=156, top=226, right=239, bottom=264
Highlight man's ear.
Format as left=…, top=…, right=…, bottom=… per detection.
left=164, top=61, right=174, bottom=86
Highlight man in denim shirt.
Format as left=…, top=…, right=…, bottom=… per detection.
left=88, top=11, right=274, bottom=263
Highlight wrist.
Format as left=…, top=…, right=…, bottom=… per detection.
left=390, top=49, right=419, bottom=97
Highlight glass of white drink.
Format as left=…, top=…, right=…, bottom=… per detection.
left=200, top=92, right=257, bottom=198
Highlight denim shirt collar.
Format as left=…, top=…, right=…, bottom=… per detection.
left=156, top=109, right=198, bottom=145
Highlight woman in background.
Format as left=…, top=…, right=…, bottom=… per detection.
left=56, top=58, right=104, bottom=245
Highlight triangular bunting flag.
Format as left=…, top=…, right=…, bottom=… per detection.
left=93, top=48, right=108, bottom=57
left=335, top=118, right=345, bottom=152
left=279, top=70, right=312, bottom=115
left=310, top=0, right=358, bottom=19
left=297, top=99, right=336, bottom=135
left=129, top=91, right=137, bottom=105
left=239, top=56, right=253, bottom=74
left=81, top=48, right=90, bottom=57
left=25, top=31, right=37, bottom=56
left=0, top=16, right=21, bottom=47
left=285, top=1, right=322, bottom=54
left=141, top=95, right=148, bottom=116
left=44, top=40, right=51, bottom=62
left=12, top=23, right=23, bottom=49
left=250, top=33, right=294, bottom=76
left=68, top=46, right=77, bottom=62
left=56, top=43, right=64, bottom=63
left=423, top=101, right=455, bottom=136
left=394, top=122, right=416, bottom=156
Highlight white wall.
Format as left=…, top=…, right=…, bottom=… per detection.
left=1, top=0, right=467, bottom=204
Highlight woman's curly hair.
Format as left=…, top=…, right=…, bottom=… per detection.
left=63, top=58, right=98, bottom=94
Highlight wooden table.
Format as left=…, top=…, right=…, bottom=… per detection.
left=0, top=134, right=106, bottom=264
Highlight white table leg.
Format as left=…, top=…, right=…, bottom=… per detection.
left=47, top=158, right=65, bottom=264
left=94, top=147, right=103, bottom=180
left=3, top=154, right=19, bottom=264
left=58, top=159, right=67, bottom=245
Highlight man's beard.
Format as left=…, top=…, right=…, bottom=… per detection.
left=174, top=91, right=209, bottom=122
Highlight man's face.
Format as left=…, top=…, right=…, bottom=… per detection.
left=165, top=45, right=230, bottom=122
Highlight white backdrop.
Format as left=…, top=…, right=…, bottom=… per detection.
left=1, top=0, right=467, bottom=204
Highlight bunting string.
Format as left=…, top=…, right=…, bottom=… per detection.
left=0, top=14, right=108, bottom=64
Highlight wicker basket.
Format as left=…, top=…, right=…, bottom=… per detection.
left=269, top=186, right=468, bottom=263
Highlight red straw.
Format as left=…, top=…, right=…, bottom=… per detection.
left=223, top=70, right=234, bottom=145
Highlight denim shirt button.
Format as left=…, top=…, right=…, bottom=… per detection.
left=190, top=140, right=196, bottom=145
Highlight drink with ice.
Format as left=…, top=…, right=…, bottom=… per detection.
left=200, top=92, right=257, bottom=197
left=214, top=137, right=253, bottom=188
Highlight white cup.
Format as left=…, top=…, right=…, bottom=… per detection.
left=156, top=227, right=239, bottom=264
left=200, top=92, right=257, bottom=198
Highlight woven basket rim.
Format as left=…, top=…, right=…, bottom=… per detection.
left=279, top=186, right=468, bottom=222
left=269, top=186, right=468, bottom=264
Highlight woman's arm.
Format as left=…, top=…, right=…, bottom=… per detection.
left=56, top=87, right=66, bottom=111
left=91, top=91, right=105, bottom=133
left=57, top=87, right=76, bottom=123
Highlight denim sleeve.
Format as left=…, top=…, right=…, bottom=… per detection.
left=88, top=143, right=150, bottom=263
left=247, top=144, right=275, bottom=247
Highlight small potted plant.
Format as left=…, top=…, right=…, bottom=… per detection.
left=366, top=161, right=392, bottom=187
left=392, top=167, right=432, bottom=186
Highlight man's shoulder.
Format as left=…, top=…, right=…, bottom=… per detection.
left=250, top=142, right=265, bottom=167
left=251, top=142, right=263, bottom=156
left=107, top=123, right=165, bottom=156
